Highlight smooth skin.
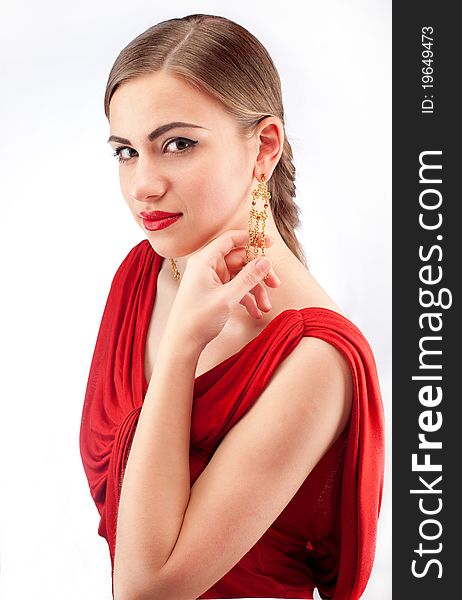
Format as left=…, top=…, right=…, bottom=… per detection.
left=108, top=70, right=353, bottom=600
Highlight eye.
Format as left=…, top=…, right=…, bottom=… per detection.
left=163, top=137, right=198, bottom=156
left=112, top=146, right=137, bottom=163
left=111, top=137, right=198, bottom=164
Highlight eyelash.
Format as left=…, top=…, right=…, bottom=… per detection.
left=112, top=137, right=198, bottom=163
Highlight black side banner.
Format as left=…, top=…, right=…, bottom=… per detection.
left=393, top=3, right=460, bottom=597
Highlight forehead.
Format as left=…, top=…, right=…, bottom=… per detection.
left=109, top=71, right=229, bottom=130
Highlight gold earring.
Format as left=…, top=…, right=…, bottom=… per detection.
left=169, top=258, right=180, bottom=281
left=245, top=173, right=271, bottom=279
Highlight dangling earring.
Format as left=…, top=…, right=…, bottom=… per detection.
left=245, top=173, right=271, bottom=279
left=169, top=258, right=180, bottom=281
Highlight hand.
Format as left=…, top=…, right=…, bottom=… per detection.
left=163, top=229, right=281, bottom=350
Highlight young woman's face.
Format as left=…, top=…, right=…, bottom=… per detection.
left=108, top=71, right=259, bottom=258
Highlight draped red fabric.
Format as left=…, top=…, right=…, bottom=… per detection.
left=79, top=239, right=385, bottom=599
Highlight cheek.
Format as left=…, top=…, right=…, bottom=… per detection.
left=186, top=176, right=242, bottom=223
left=119, top=172, right=131, bottom=201
left=189, top=151, right=249, bottom=212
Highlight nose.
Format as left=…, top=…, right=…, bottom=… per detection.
left=129, top=154, right=168, bottom=204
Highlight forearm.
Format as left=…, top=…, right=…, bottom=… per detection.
left=113, top=325, right=202, bottom=596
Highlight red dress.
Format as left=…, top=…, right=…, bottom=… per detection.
left=79, top=239, right=385, bottom=599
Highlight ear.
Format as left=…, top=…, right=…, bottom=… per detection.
left=252, top=116, right=285, bottom=181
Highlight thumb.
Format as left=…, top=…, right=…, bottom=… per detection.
left=227, top=257, right=272, bottom=303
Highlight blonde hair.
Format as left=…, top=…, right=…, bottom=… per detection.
left=104, top=13, right=308, bottom=267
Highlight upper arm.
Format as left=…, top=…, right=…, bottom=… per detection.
left=144, top=337, right=353, bottom=600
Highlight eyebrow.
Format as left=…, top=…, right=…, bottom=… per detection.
left=107, top=121, right=207, bottom=145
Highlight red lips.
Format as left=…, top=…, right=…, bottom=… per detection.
left=139, top=210, right=182, bottom=221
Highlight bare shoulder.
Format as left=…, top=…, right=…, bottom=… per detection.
left=279, top=334, right=351, bottom=376
left=261, top=335, right=354, bottom=448
left=289, top=335, right=352, bottom=390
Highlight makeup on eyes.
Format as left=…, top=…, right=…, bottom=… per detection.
left=112, top=137, right=198, bottom=163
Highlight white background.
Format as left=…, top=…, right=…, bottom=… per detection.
left=0, top=1, right=391, bottom=598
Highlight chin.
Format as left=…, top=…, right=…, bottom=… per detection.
left=145, top=240, right=196, bottom=260
left=143, top=221, right=219, bottom=258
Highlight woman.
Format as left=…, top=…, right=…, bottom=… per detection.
left=79, top=13, right=385, bottom=600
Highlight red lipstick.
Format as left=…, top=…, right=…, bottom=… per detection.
left=139, top=210, right=182, bottom=220
left=139, top=210, right=182, bottom=231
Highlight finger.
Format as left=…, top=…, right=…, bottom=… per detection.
left=244, top=232, right=274, bottom=255
left=251, top=281, right=273, bottom=312
left=235, top=255, right=280, bottom=288
left=198, top=229, right=272, bottom=265
left=239, top=292, right=263, bottom=319
left=226, top=256, right=273, bottom=305
left=224, top=235, right=274, bottom=274
left=215, top=254, right=232, bottom=284
left=260, top=265, right=280, bottom=287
